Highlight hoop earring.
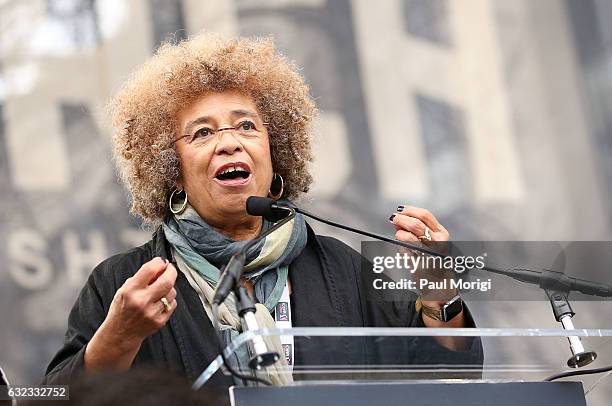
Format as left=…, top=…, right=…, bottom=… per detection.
left=169, top=188, right=188, bottom=215
left=268, top=173, right=284, bottom=201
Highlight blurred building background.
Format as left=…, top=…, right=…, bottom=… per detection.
left=0, top=0, right=611, bottom=403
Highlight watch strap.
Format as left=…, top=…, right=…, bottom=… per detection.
left=415, top=295, right=462, bottom=322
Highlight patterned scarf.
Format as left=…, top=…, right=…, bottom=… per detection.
left=162, top=200, right=307, bottom=384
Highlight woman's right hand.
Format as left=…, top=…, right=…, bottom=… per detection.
left=105, top=257, right=178, bottom=343
left=84, top=257, right=178, bottom=371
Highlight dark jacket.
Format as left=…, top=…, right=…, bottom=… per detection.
left=43, top=224, right=482, bottom=388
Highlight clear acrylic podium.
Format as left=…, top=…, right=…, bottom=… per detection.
left=194, top=327, right=612, bottom=406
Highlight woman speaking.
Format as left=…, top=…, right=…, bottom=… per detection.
left=43, top=33, right=481, bottom=389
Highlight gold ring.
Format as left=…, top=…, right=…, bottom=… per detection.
left=418, top=226, right=432, bottom=242
left=160, top=297, right=171, bottom=313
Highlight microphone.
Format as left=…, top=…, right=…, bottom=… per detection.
left=255, top=197, right=612, bottom=298
left=246, top=196, right=292, bottom=222
left=260, top=197, right=603, bottom=368
left=248, top=197, right=447, bottom=257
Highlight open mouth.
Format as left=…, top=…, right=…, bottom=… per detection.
left=214, top=162, right=252, bottom=185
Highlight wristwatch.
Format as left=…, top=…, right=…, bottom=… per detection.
left=416, top=294, right=463, bottom=322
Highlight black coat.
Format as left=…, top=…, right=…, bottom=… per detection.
left=43, top=224, right=482, bottom=389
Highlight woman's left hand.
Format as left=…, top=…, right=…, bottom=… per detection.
left=389, top=205, right=455, bottom=304
left=389, top=205, right=450, bottom=243
left=389, top=205, right=467, bottom=341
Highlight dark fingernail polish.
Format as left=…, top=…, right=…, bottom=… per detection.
left=389, top=214, right=396, bottom=222
left=397, top=205, right=404, bottom=212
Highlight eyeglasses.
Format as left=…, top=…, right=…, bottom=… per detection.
left=171, top=120, right=269, bottom=146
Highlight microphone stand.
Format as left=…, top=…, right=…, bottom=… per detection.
left=234, top=282, right=281, bottom=370
left=546, top=288, right=597, bottom=368
left=474, top=266, right=603, bottom=367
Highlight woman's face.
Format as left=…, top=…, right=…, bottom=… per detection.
left=174, top=90, right=273, bottom=226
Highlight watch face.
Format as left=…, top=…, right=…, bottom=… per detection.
left=443, top=297, right=463, bottom=322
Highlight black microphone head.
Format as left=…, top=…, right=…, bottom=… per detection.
left=246, top=196, right=274, bottom=216
left=246, top=196, right=290, bottom=222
